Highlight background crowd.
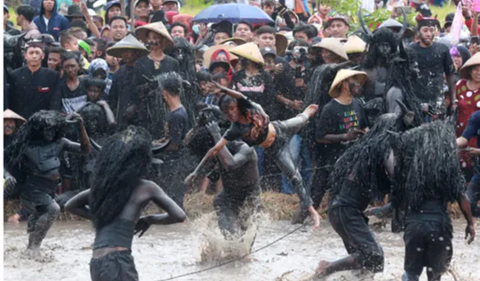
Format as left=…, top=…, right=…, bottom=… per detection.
left=3, top=0, right=480, bottom=223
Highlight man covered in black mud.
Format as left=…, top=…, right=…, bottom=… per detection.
left=192, top=82, right=321, bottom=229
left=186, top=106, right=261, bottom=239
left=392, top=119, right=475, bottom=281
left=4, top=110, right=91, bottom=251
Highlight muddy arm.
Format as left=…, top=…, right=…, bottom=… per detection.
left=141, top=182, right=186, bottom=225
left=65, top=189, right=93, bottom=220
left=457, top=193, right=476, bottom=244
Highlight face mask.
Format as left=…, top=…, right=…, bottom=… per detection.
left=192, top=24, right=200, bottom=35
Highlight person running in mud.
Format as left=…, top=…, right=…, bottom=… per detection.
left=186, top=106, right=261, bottom=239
left=65, top=126, right=186, bottom=281
left=4, top=110, right=91, bottom=251
left=189, top=82, right=321, bottom=229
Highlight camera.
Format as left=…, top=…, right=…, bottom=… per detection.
left=293, top=46, right=308, bottom=64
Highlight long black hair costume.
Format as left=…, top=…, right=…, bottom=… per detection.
left=323, top=101, right=420, bottom=276
left=89, top=126, right=153, bottom=229
left=165, top=37, right=199, bottom=126
left=391, top=117, right=466, bottom=281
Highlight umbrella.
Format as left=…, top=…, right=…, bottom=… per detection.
left=193, top=3, right=273, bottom=24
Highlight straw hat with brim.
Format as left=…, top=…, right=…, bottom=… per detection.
left=107, top=34, right=149, bottom=58
left=135, top=22, right=174, bottom=49
left=311, top=38, right=348, bottom=61
left=329, top=70, right=367, bottom=97
left=275, top=33, right=288, bottom=56
left=460, top=53, right=480, bottom=79
left=209, top=60, right=231, bottom=73
left=218, top=37, right=246, bottom=46
left=4, top=109, right=26, bottom=124
left=344, top=35, right=366, bottom=54
left=203, top=45, right=234, bottom=68
left=230, top=42, right=265, bottom=65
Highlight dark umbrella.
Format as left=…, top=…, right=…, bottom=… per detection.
left=193, top=3, right=273, bottom=24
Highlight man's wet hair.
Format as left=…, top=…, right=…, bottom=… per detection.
left=49, top=46, right=66, bottom=59
left=197, top=71, right=212, bottom=82
left=85, top=77, right=107, bottom=90
left=219, top=94, right=237, bottom=109
left=293, top=24, right=316, bottom=39
left=109, top=16, right=127, bottom=26
left=256, top=26, right=276, bottom=36
left=157, top=72, right=183, bottom=96
left=16, top=5, right=35, bottom=22
left=170, top=22, right=188, bottom=35
left=236, top=21, right=253, bottom=32
left=63, top=51, right=81, bottom=65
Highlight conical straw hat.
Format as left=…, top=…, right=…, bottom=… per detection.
left=311, top=38, right=348, bottom=61
left=4, top=109, right=26, bottom=124
left=203, top=45, right=235, bottom=68
left=344, top=35, right=366, bottom=54
left=460, top=52, right=480, bottom=79
left=329, top=69, right=367, bottom=97
left=230, top=42, right=265, bottom=65
left=218, top=37, right=246, bottom=46
left=135, top=21, right=174, bottom=49
left=106, top=34, right=149, bottom=58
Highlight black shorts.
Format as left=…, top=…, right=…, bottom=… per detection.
left=404, top=220, right=453, bottom=275
left=329, top=206, right=384, bottom=273
left=90, top=250, right=139, bottom=281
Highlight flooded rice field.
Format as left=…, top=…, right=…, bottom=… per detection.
left=4, top=216, right=480, bottom=281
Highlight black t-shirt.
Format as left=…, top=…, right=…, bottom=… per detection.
left=223, top=98, right=270, bottom=146
left=315, top=98, right=368, bottom=164
left=410, top=42, right=454, bottom=103
left=163, top=106, right=189, bottom=162
left=232, top=69, right=276, bottom=118
left=58, top=78, right=88, bottom=114
left=462, top=110, right=480, bottom=174
left=276, top=64, right=310, bottom=120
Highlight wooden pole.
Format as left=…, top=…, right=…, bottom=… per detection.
left=120, top=0, right=126, bottom=17
left=131, top=0, right=136, bottom=33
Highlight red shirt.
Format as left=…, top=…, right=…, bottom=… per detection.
left=456, top=79, right=480, bottom=168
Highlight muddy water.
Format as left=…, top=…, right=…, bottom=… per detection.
left=4, top=218, right=480, bottom=281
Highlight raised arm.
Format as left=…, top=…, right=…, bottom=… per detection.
left=65, top=189, right=94, bottom=220
left=62, top=113, right=91, bottom=154
left=212, top=81, right=247, bottom=100
left=80, top=3, right=101, bottom=38
left=97, top=100, right=117, bottom=126
left=206, top=121, right=250, bottom=170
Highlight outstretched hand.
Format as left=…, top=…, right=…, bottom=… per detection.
left=206, top=121, right=221, bottom=136
left=134, top=217, right=151, bottom=238
left=465, top=224, right=475, bottom=245
left=308, top=206, right=321, bottom=230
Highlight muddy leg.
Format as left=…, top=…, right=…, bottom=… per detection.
left=27, top=201, right=60, bottom=250
left=315, top=255, right=362, bottom=278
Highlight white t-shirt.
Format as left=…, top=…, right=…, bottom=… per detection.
left=43, top=15, right=49, bottom=28
left=361, top=0, right=375, bottom=13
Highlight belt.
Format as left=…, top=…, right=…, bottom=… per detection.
left=92, top=247, right=130, bottom=259
left=259, top=123, right=277, bottom=149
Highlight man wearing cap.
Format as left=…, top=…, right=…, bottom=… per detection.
left=105, top=0, right=122, bottom=26
left=108, top=34, right=150, bottom=130
left=8, top=42, right=62, bottom=119
left=163, top=0, right=179, bottom=12
left=65, top=5, right=84, bottom=23
left=16, top=5, right=41, bottom=40
left=132, top=21, right=179, bottom=139
left=33, top=0, right=70, bottom=41
left=327, top=14, right=349, bottom=39
left=411, top=15, right=456, bottom=118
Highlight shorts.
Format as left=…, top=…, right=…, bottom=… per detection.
left=90, top=250, right=139, bottom=281
left=329, top=205, right=384, bottom=273
left=403, top=220, right=453, bottom=275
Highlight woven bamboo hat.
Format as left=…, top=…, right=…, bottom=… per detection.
left=344, top=35, right=366, bottom=54
left=135, top=21, right=174, bottom=49
left=275, top=33, right=288, bottom=56
left=311, top=38, right=348, bottom=61
left=329, top=69, right=367, bottom=97
left=4, top=109, right=26, bottom=125
left=203, top=45, right=236, bottom=68
left=460, top=52, right=480, bottom=79
left=218, top=37, right=246, bottom=46
left=230, top=42, right=265, bottom=65
left=107, top=34, right=149, bottom=58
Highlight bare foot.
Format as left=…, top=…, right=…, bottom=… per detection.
left=315, top=260, right=331, bottom=278
left=8, top=214, right=21, bottom=223
left=303, top=104, right=319, bottom=118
